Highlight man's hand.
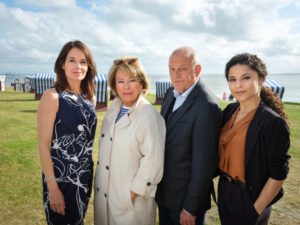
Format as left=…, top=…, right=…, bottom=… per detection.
left=180, top=209, right=196, bottom=225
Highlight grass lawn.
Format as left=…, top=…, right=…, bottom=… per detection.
left=0, top=89, right=299, bottom=224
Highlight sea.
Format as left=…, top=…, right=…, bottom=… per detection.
left=2, top=73, right=300, bottom=103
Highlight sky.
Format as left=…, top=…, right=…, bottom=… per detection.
left=0, top=0, right=300, bottom=75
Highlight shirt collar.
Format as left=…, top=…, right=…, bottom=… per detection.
left=173, top=79, right=199, bottom=98
left=121, top=105, right=131, bottom=110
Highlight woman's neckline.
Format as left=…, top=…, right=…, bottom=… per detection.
left=65, top=89, right=83, bottom=95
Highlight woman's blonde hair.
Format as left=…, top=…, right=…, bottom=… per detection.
left=108, top=58, right=149, bottom=97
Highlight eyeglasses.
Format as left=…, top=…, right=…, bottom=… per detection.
left=113, top=58, right=138, bottom=65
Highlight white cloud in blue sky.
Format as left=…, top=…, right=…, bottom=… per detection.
left=0, top=0, right=300, bottom=75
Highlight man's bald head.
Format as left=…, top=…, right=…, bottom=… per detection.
left=168, top=46, right=202, bottom=94
left=170, top=46, right=200, bottom=69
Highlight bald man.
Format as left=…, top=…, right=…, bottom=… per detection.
left=155, top=47, right=222, bottom=225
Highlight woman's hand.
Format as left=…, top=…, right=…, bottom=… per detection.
left=38, top=89, right=64, bottom=215
left=130, top=190, right=138, bottom=203
left=254, top=178, right=284, bottom=215
left=48, top=182, right=66, bottom=216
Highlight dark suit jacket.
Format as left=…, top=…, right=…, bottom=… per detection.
left=222, top=101, right=290, bottom=205
left=155, top=79, right=222, bottom=215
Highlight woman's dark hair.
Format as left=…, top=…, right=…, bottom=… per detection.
left=225, top=53, right=287, bottom=121
left=54, top=40, right=97, bottom=101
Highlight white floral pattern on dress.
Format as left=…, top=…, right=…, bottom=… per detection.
left=43, top=91, right=97, bottom=225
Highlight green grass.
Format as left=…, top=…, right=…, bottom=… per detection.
left=0, top=89, right=299, bottom=224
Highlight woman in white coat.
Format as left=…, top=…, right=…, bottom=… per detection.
left=94, top=58, right=166, bottom=225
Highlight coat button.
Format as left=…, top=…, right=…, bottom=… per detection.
left=106, top=166, right=109, bottom=170
left=104, top=193, right=107, bottom=198
left=110, top=137, right=112, bottom=141
left=101, top=134, right=104, bottom=138
left=147, top=182, right=151, bottom=186
left=97, top=161, right=99, bottom=165
left=97, top=187, right=99, bottom=192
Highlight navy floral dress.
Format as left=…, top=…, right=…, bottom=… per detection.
left=42, top=90, right=97, bottom=225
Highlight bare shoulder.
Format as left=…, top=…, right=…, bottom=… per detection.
left=38, top=88, right=58, bottom=111
left=41, top=88, right=58, bottom=101
left=92, top=95, right=97, bottom=107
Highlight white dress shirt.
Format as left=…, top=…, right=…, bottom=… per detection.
left=172, top=79, right=199, bottom=112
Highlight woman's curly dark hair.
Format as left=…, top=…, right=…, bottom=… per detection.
left=225, top=53, right=288, bottom=121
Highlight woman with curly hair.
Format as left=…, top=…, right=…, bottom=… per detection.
left=217, top=53, right=290, bottom=225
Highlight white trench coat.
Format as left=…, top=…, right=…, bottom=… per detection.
left=94, top=95, right=166, bottom=225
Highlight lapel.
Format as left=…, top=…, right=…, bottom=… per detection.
left=161, top=88, right=175, bottom=119
left=244, top=101, right=265, bottom=167
left=115, top=94, right=144, bottom=130
left=166, top=80, right=201, bottom=132
left=222, top=103, right=239, bottom=126
left=106, top=98, right=122, bottom=139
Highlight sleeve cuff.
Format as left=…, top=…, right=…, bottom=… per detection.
left=183, top=209, right=192, bottom=215
left=131, top=179, right=157, bottom=198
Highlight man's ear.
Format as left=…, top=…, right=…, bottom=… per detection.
left=195, top=64, right=201, bottom=77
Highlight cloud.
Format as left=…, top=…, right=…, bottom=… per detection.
left=0, top=0, right=300, bottom=75
left=15, top=0, right=77, bottom=9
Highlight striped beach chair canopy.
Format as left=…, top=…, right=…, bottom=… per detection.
left=263, top=79, right=285, bottom=99
left=26, top=75, right=36, bottom=90
left=34, top=73, right=56, bottom=95
left=156, top=78, right=173, bottom=99
left=0, top=75, right=5, bottom=91
left=94, top=73, right=108, bottom=103
left=33, top=73, right=108, bottom=103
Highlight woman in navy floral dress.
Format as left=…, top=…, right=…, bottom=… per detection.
left=37, top=40, right=97, bottom=224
